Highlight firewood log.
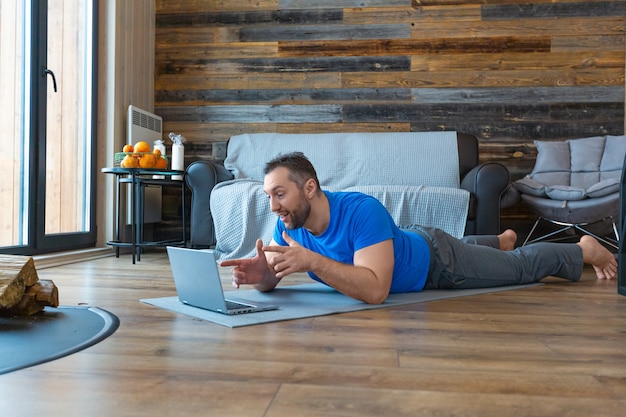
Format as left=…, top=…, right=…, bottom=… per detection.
left=30, top=279, right=59, bottom=307
left=0, top=280, right=59, bottom=316
left=0, top=255, right=58, bottom=316
left=0, top=255, right=39, bottom=285
left=5, top=287, right=45, bottom=316
left=0, top=255, right=39, bottom=309
left=0, top=272, right=25, bottom=309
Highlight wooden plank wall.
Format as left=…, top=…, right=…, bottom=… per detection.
left=154, top=0, right=626, bottom=227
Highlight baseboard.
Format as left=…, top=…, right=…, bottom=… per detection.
left=34, top=247, right=115, bottom=270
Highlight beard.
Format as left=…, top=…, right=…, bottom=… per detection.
left=283, top=193, right=311, bottom=230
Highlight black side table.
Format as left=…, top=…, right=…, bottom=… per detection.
left=102, top=167, right=187, bottom=264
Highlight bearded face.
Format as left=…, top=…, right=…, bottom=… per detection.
left=264, top=166, right=313, bottom=230
left=281, top=188, right=311, bottom=230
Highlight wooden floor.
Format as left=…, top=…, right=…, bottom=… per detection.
left=2, top=249, right=626, bottom=417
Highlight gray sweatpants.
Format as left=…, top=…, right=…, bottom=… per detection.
left=409, top=227, right=584, bottom=290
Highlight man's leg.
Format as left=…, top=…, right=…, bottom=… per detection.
left=423, top=228, right=583, bottom=290
left=462, top=229, right=517, bottom=250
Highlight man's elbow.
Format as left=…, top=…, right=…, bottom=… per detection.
left=254, top=277, right=278, bottom=292
left=255, top=285, right=272, bottom=293
left=363, top=289, right=388, bottom=305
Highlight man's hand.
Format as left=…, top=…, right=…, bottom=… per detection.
left=221, top=239, right=278, bottom=291
left=262, top=231, right=315, bottom=279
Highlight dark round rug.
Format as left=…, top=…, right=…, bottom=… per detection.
left=0, top=305, right=120, bottom=374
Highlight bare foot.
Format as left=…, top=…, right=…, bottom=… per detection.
left=498, top=229, right=517, bottom=251
left=577, top=235, right=618, bottom=280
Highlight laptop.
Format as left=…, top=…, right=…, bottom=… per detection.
left=166, top=246, right=279, bottom=315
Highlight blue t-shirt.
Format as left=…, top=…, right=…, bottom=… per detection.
left=273, top=191, right=430, bottom=293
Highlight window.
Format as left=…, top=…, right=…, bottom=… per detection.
left=0, top=0, right=97, bottom=255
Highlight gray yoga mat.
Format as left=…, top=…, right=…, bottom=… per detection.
left=141, top=282, right=541, bottom=328
left=0, top=306, right=120, bottom=374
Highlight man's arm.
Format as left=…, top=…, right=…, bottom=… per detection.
left=264, top=232, right=394, bottom=304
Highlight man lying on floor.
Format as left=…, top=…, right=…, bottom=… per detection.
left=221, top=152, right=617, bottom=305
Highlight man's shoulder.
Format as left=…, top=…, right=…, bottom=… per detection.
left=326, top=190, right=385, bottom=212
left=326, top=190, right=376, bottom=203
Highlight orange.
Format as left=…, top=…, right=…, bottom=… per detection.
left=122, top=144, right=134, bottom=153
left=139, top=153, right=156, bottom=168
left=120, top=155, right=139, bottom=168
left=134, top=141, right=151, bottom=153
left=153, top=148, right=162, bottom=156
left=154, top=156, right=168, bottom=169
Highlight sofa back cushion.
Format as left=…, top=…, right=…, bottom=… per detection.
left=224, top=132, right=460, bottom=190
left=345, top=185, right=469, bottom=239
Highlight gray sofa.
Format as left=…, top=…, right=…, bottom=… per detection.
left=185, top=131, right=509, bottom=260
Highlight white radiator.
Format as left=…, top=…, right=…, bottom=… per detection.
left=126, top=105, right=163, bottom=224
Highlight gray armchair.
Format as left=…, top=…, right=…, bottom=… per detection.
left=512, top=135, right=626, bottom=249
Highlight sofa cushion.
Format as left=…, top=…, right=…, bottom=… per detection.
left=224, top=132, right=461, bottom=190
left=586, top=177, right=620, bottom=198
left=544, top=185, right=586, bottom=201
left=530, top=140, right=572, bottom=186
left=344, top=185, right=469, bottom=239
left=601, top=135, right=626, bottom=176
left=535, top=140, right=571, bottom=171
left=515, top=176, right=620, bottom=201
left=513, top=177, right=547, bottom=197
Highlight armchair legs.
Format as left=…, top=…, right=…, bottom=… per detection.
left=522, top=216, right=619, bottom=250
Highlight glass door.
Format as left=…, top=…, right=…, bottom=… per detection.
left=0, top=1, right=29, bottom=248
left=44, top=0, right=94, bottom=237
left=0, top=0, right=97, bottom=255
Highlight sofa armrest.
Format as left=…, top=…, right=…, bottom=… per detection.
left=461, top=162, right=510, bottom=235
left=185, top=160, right=234, bottom=247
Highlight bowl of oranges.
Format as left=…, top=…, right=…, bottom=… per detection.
left=115, top=141, right=168, bottom=169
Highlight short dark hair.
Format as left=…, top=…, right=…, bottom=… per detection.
left=264, top=152, right=321, bottom=191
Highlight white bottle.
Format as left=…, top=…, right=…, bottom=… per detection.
left=171, top=142, right=184, bottom=181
